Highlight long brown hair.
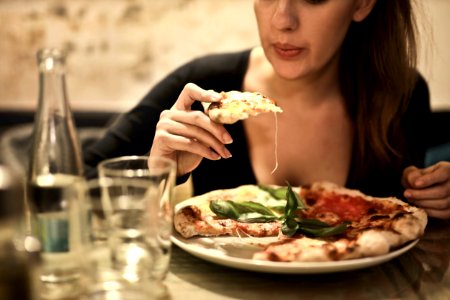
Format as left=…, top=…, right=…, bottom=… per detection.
left=340, top=0, right=419, bottom=177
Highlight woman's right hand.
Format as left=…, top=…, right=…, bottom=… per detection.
left=149, top=83, right=233, bottom=176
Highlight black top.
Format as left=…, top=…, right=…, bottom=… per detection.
left=84, top=49, right=431, bottom=198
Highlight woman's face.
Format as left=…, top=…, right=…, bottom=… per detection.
left=254, top=0, right=369, bottom=81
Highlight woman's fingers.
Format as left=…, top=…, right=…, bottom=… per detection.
left=420, top=208, right=450, bottom=220
left=415, top=165, right=449, bottom=188
left=403, top=163, right=449, bottom=189
left=159, top=109, right=233, bottom=146
left=405, top=183, right=450, bottom=201
left=402, top=166, right=421, bottom=188
left=174, top=83, right=222, bottom=111
left=403, top=162, right=450, bottom=220
left=156, top=111, right=232, bottom=159
left=150, top=83, right=231, bottom=176
left=411, top=197, right=450, bottom=210
left=153, top=130, right=222, bottom=161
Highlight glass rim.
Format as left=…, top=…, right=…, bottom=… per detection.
left=85, top=177, right=153, bottom=190
left=98, top=155, right=176, bottom=178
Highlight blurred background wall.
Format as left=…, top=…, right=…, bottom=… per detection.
left=0, top=0, right=449, bottom=113
left=0, top=0, right=258, bottom=112
left=417, top=0, right=450, bottom=111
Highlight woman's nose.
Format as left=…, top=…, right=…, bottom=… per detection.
left=272, top=0, right=299, bottom=32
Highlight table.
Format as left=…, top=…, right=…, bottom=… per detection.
left=161, top=219, right=450, bottom=300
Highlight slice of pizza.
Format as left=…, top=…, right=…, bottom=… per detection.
left=205, top=91, right=283, bottom=124
left=174, top=185, right=284, bottom=238
left=253, top=181, right=428, bottom=262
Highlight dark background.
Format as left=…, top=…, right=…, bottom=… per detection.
left=1, top=110, right=449, bottom=173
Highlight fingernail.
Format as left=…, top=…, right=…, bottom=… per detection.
left=404, top=191, right=412, bottom=198
left=222, top=148, right=232, bottom=158
left=223, top=133, right=233, bottom=144
left=222, top=148, right=232, bottom=159
left=210, top=151, right=221, bottom=160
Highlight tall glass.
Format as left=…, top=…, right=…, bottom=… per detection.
left=83, top=178, right=169, bottom=299
left=97, top=156, right=176, bottom=280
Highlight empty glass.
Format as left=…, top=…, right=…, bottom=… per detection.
left=97, top=156, right=176, bottom=280
left=82, top=177, right=170, bottom=299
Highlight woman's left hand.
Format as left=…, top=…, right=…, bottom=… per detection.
left=402, top=161, right=450, bottom=219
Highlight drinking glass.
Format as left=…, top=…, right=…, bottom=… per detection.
left=82, top=177, right=169, bottom=299
left=97, top=156, right=176, bottom=280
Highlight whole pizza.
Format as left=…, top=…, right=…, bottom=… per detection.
left=173, top=182, right=427, bottom=262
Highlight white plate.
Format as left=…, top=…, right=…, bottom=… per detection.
left=171, top=233, right=419, bottom=274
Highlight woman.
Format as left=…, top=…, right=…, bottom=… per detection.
left=84, top=0, right=450, bottom=219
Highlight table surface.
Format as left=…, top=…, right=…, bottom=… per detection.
left=160, top=219, right=450, bottom=300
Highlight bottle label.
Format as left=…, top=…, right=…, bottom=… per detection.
left=38, top=214, right=69, bottom=253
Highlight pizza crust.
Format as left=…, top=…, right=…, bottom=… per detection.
left=253, top=237, right=361, bottom=262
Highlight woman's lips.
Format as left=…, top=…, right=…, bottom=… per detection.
left=273, top=43, right=304, bottom=59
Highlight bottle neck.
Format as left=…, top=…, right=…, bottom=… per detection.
left=29, top=48, right=84, bottom=180
left=37, top=52, right=71, bottom=120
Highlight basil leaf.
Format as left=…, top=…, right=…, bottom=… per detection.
left=298, top=218, right=331, bottom=229
left=210, top=200, right=277, bottom=222
left=269, top=205, right=286, bottom=214
left=281, top=218, right=299, bottom=236
left=258, top=185, right=288, bottom=200
left=233, top=201, right=276, bottom=216
left=210, top=200, right=240, bottom=219
left=237, top=213, right=278, bottom=223
left=285, top=183, right=300, bottom=217
left=298, top=222, right=348, bottom=237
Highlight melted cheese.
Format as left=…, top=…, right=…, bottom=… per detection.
left=271, top=111, right=279, bottom=174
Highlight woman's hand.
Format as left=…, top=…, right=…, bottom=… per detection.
left=402, top=162, right=450, bottom=219
left=150, top=83, right=233, bottom=176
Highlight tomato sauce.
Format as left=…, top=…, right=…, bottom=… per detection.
left=303, top=192, right=398, bottom=222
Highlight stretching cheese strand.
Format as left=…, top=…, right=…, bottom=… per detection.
left=271, top=112, right=279, bottom=174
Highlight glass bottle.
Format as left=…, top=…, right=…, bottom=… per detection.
left=27, top=48, right=85, bottom=299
